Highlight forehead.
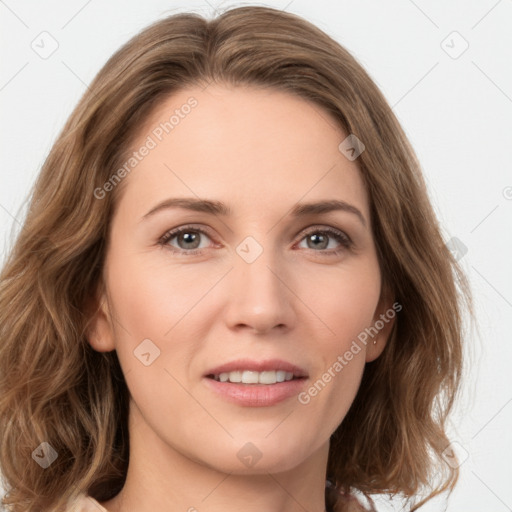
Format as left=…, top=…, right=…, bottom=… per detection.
left=117, top=83, right=369, bottom=219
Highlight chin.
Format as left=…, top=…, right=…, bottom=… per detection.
left=191, top=437, right=314, bottom=475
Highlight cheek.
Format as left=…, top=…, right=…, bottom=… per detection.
left=106, top=245, right=220, bottom=336
left=298, top=258, right=382, bottom=345
left=103, top=253, right=212, bottom=426
left=103, top=245, right=232, bottom=406
left=293, top=261, right=380, bottom=423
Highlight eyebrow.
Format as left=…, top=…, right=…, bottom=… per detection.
left=141, top=197, right=367, bottom=227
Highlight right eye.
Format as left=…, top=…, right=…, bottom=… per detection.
left=159, top=225, right=217, bottom=255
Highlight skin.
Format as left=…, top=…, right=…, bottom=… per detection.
left=87, top=83, right=395, bottom=512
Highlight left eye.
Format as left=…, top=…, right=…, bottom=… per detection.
left=297, top=228, right=352, bottom=252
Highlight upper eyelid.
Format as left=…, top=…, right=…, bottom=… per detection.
left=160, top=224, right=216, bottom=242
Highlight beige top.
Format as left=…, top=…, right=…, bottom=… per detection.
left=66, top=494, right=108, bottom=512
left=66, top=490, right=376, bottom=512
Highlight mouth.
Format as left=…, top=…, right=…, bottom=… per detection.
left=206, top=370, right=306, bottom=385
left=204, top=358, right=308, bottom=385
left=202, top=361, right=309, bottom=407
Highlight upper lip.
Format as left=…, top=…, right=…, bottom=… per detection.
left=205, top=358, right=309, bottom=378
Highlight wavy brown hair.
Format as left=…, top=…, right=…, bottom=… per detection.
left=0, top=5, right=472, bottom=512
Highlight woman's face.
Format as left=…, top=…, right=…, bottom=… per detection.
left=89, top=83, right=394, bottom=475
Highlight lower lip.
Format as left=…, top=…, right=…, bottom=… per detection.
left=203, top=377, right=308, bottom=407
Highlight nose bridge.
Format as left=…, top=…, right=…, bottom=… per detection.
left=225, top=234, right=294, bottom=332
left=237, top=242, right=278, bottom=294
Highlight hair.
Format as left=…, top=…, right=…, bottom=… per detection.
left=0, top=5, right=473, bottom=512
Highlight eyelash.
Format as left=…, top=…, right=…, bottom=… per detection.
left=158, top=224, right=353, bottom=257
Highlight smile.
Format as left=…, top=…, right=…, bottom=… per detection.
left=208, top=370, right=300, bottom=384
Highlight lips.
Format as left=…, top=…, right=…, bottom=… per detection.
left=203, top=358, right=309, bottom=407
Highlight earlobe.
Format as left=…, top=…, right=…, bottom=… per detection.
left=365, top=286, right=398, bottom=362
left=84, top=284, right=116, bottom=353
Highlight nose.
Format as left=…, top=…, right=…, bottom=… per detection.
left=223, top=245, right=296, bottom=335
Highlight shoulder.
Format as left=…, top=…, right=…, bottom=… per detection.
left=65, top=493, right=108, bottom=512
left=346, top=490, right=377, bottom=511
left=326, top=480, right=377, bottom=512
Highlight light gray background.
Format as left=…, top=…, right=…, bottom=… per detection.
left=1, top=1, right=511, bottom=510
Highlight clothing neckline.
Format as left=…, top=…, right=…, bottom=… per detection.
left=68, top=493, right=108, bottom=511
left=74, top=482, right=376, bottom=512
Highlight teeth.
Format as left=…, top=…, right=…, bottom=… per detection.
left=276, top=370, right=286, bottom=382
left=214, top=370, right=297, bottom=384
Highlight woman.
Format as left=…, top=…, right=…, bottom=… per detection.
left=0, top=6, right=472, bottom=512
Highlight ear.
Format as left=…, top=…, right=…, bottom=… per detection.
left=83, top=279, right=116, bottom=353
left=365, top=281, right=399, bottom=362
